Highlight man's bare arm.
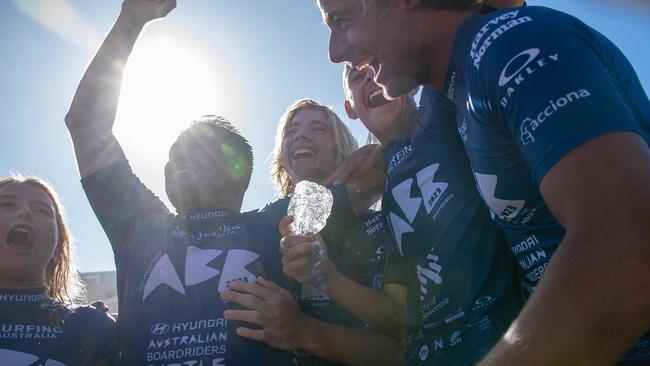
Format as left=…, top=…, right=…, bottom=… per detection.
left=222, top=278, right=404, bottom=366
left=480, top=132, right=650, bottom=365
left=280, top=217, right=407, bottom=338
left=65, top=0, right=175, bottom=178
left=326, top=268, right=407, bottom=339
left=322, top=144, right=386, bottom=214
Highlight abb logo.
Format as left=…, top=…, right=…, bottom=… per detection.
left=142, top=247, right=260, bottom=301
left=388, top=163, right=449, bottom=255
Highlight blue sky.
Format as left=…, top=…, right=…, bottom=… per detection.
left=1, top=0, right=648, bottom=272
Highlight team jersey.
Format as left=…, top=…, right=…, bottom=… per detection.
left=263, top=199, right=395, bottom=366
left=0, top=288, right=117, bottom=366
left=443, top=6, right=650, bottom=361
left=381, top=89, right=522, bottom=366
left=81, top=161, right=297, bottom=366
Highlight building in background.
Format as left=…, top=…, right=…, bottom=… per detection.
left=80, top=271, right=118, bottom=312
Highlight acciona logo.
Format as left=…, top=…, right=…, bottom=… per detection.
left=520, top=89, right=592, bottom=146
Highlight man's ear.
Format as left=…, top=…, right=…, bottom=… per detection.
left=344, top=100, right=359, bottom=120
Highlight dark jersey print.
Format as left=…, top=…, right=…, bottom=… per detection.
left=382, top=89, right=522, bottom=366
left=82, top=161, right=296, bottom=366
left=443, top=6, right=650, bottom=361
left=0, top=288, right=117, bottom=366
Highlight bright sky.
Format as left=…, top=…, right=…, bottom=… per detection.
left=1, top=0, right=648, bottom=272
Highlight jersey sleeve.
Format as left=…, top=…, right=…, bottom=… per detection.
left=81, top=160, right=169, bottom=255
left=320, top=185, right=361, bottom=246
left=477, top=7, right=644, bottom=185
left=383, top=249, right=412, bottom=287
left=66, top=306, right=118, bottom=365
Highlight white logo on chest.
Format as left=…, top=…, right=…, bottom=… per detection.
left=142, top=247, right=260, bottom=301
left=474, top=173, right=525, bottom=222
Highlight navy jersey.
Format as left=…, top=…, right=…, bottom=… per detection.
left=0, top=288, right=117, bottom=366
left=263, top=199, right=395, bottom=366
left=443, top=6, right=650, bottom=361
left=382, top=89, right=522, bottom=366
left=81, top=161, right=296, bottom=366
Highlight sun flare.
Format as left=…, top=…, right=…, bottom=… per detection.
left=114, top=36, right=223, bottom=160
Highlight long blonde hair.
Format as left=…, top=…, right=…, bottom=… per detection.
left=271, top=99, right=358, bottom=196
left=0, top=175, right=83, bottom=304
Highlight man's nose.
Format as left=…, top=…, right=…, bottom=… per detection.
left=329, top=31, right=349, bottom=64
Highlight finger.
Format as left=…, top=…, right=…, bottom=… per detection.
left=220, top=290, right=269, bottom=313
left=284, top=256, right=315, bottom=276
left=371, top=144, right=387, bottom=170
left=236, top=327, right=265, bottom=342
left=279, top=237, right=289, bottom=253
left=228, top=281, right=276, bottom=301
left=166, top=0, right=177, bottom=12
left=257, top=277, right=292, bottom=298
left=224, top=309, right=267, bottom=327
left=286, top=242, right=319, bottom=261
left=281, top=234, right=314, bottom=250
left=90, top=300, right=109, bottom=312
left=323, top=163, right=354, bottom=186
left=279, top=215, right=294, bottom=237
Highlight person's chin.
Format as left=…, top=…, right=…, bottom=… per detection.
left=382, top=81, right=416, bottom=100
left=375, top=72, right=416, bottom=100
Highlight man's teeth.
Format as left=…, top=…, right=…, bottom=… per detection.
left=355, top=57, right=375, bottom=71
left=292, top=148, right=315, bottom=158
left=369, top=89, right=383, bottom=99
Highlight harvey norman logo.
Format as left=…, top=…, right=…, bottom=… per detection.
left=520, top=89, right=592, bottom=146
left=471, top=10, right=533, bottom=69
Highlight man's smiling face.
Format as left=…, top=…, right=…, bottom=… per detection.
left=319, top=0, right=425, bottom=98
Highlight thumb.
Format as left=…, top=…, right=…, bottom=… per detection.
left=279, top=215, right=294, bottom=237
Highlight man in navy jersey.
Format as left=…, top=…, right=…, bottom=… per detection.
left=64, top=1, right=303, bottom=364
left=341, top=64, right=522, bottom=365
left=317, top=0, right=650, bottom=364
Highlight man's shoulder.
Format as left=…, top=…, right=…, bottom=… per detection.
left=466, top=6, right=586, bottom=73
left=257, top=197, right=290, bottom=213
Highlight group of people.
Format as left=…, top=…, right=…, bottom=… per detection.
left=2, top=0, right=649, bottom=365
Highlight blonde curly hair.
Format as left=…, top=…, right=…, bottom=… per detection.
left=271, top=99, right=358, bottom=197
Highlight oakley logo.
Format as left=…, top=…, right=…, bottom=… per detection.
left=499, top=48, right=540, bottom=86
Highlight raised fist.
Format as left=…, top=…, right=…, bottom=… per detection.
left=121, top=0, right=177, bottom=25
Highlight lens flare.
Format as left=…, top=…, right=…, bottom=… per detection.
left=12, top=0, right=100, bottom=50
